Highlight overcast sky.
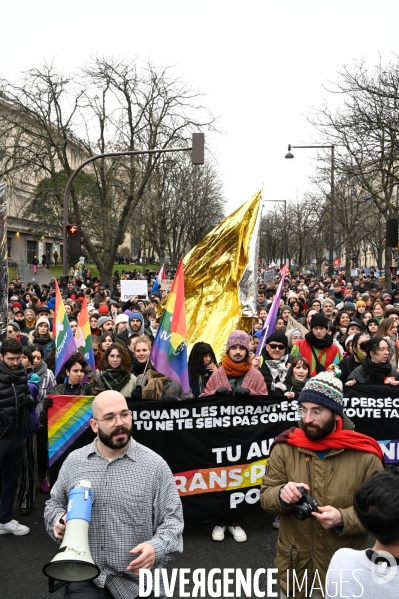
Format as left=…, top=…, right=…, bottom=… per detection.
left=3, top=1, right=399, bottom=214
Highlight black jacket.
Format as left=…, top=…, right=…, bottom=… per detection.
left=339, top=354, right=358, bottom=384
left=0, top=371, right=34, bottom=438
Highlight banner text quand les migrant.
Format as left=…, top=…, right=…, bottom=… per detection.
left=132, top=400, right=299, bottom=431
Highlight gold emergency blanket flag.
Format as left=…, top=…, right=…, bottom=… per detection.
left=183, top=190, right=262, bottom=360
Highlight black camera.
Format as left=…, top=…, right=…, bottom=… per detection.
left=292, top=486, right=318, bottom=520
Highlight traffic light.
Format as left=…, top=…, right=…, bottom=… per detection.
left=192, top=133, right=204, bottom=165
left=65, top=224, right=81, bottom=256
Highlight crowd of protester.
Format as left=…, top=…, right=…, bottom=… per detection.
left=1, top=265, right=399, bottom=598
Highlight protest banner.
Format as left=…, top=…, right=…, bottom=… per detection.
left=120, top=279, right=148, bottom=300
left=286, top=314, right=308, bottom=337
left=160, top=279, right=173, bottom=291
left=264, top=269, right=275, bottom=284
left=48, top=387, right=399, bottom=521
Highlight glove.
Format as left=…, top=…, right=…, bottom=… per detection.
left=163, top=396, right=179, bottom=404
left=130, top=386, right=143, bottom=400
left=215, top=386, right=231, bottom=395
left=43, top=397, right=53, bottom=410
left=233, top=387, right=250, bottom=396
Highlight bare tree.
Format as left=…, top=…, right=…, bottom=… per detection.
left=0, top=58, right=217, bottom=283
left=309, top=56, right=399, bottom=288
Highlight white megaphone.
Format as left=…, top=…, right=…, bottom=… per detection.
left=43, top=480, right=100, bottom=593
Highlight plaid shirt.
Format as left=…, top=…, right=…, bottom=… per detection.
left=44, top=438, right=183, bottom=599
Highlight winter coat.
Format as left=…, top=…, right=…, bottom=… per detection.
left=291, top=338, right=342, bottom=377
left=260, top=435, right=384, bottom=599
left=0, top=370, right=34, bottom=438
left=201, top=365, right=267, bottom=396
left=339, top=354, right=358, bottom=385
left=346, top=363, right=399, bottom=384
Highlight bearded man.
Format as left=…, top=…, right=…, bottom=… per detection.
left=44, top=390, right=183, bottom=599
left=260, top=372, right=384, bottom=599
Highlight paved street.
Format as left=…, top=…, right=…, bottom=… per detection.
left=1, top=491, right=279, bottom=599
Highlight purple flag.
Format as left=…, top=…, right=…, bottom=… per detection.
left=256, top=264, right=289, bottom=355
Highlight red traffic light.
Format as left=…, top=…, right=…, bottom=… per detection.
left=65, top=224, right=80, bottom=234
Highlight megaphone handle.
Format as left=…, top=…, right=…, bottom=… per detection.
left=48, top=578, right=68, bottom=593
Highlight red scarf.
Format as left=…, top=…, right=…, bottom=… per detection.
left=222, top=354, right=252, bottom=377
left=287, top=417, right=383, bottom=461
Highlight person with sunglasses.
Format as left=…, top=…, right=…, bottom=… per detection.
left=291, top=313, right=343, bottom=378
left=259, top=332, right=293, bottom=397
left=339, top=333, right=369, bottom=384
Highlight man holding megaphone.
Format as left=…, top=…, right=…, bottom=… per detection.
left=44, top=390, right=183, bottom=598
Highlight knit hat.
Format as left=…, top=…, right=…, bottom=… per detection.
left=253, top=330, right=262, bottom=339
left=12, top=302, right=22, bottom=310
left=98, top=316, right=113, bottom=329
left=98, top=305, right=109, bottom=314
left=226, top=330, right=250, bottom=353
left=310, top=313, right=329, bottom=329
left=288, top=328, right=301, bottom=339
left=129, top=311, right=143, bottom=322
left=343, top=295, right=353, bottom=302
left=266, top=332, right=288, bottom=346
left=35, top=317, right=50, bottom=331
left=344, top=302, right=356, bottom=311
left=356, top=300, right=366, bottom=308
left=298, top=372, right=344, bottom=415
left=115, top=314, right=128, bottom=325
left=345, top=334, right=355, bottom=348
left=8, top=321, right=20, bottom=332
left=280, top=305, right=292, bottom=313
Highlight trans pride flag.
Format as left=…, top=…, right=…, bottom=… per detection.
left=256, top=263, right=289, bottom=355
left=76, top=295, right=95, bottom=370
left=47, top=395, right=94, bottom=466
left=151, top=264, right=166, bottom=294
left=150, top=258, right=190, bottom=392
left=54, top=279, right=77, bottom=376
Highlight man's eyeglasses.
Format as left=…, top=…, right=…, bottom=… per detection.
left=268, top=343, right=286, bottom=350
left=299, top=407, right=326, bottom=420
left=93, top=410, right=132, bottom=427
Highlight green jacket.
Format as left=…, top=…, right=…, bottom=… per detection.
left=260, top=434, right=383, bottom=598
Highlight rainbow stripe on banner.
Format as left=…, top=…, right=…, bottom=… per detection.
left=150, top=258, right=190, bottom=392
left=47, top=395, right=94, bottom=466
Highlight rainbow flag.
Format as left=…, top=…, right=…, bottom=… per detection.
left=47, top=395, right=94, bottom=466
left=150, top=258, right=189, bottom=392
left=54, top=279, right=77, bottom=376
left=256, top=263, right=289, bottom=355
left=76, top=296, right=95, bottom=370
left=151, top=264, right=166, bottom=294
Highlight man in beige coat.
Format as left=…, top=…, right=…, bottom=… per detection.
left=260, top=372, right=384, bottom=599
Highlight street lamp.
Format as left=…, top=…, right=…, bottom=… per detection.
left=285, top=143, right=335, bottom=278
left=62, top=133, right=204, bottom=273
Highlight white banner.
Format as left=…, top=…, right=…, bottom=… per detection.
left=120, top=280, right=148, bottom=300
